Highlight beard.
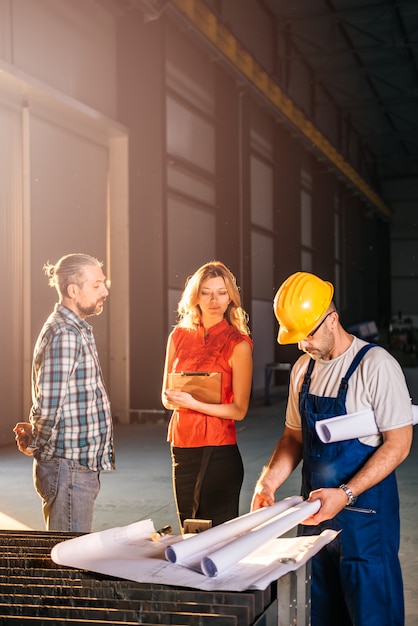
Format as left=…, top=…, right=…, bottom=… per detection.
left=77, top=300, right=105, bottom=318
left=301, top=348, right=323, bottom=360
left=301, top=331, right=334, bottom=361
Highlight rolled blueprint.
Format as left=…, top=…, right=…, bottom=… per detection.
left=51, top=519, right=156, bottom=565
left=49, top=510, right=337, bottom=592
left=201, top=499, right=321, bottom=578
left=316, top=404, right=418, bottom=444
left=165, top=495, right=303, bottom=564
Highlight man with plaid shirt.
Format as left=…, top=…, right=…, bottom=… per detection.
left=14, top=253, right=114, bottom=532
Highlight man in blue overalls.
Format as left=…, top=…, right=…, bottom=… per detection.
left=251, top=272, right=413, bottom=626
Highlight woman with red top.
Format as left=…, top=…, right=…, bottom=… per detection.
left=162, top=261, right=253, bottom=532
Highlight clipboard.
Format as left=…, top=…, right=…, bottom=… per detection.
left=167, top=371, right=222, bottom=405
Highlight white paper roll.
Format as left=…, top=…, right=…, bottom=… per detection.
left=51, top=519, right=156, bottom=565
left=165, top=495, right=303, bottom=564
left=316, top=405, right=418, bottom=444
left=315, top=409, right=377, bottom=443
left=201, top=499, right=321, bottom=578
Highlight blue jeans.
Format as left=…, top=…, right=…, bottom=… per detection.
left=33, top=457, right=100, bottom=532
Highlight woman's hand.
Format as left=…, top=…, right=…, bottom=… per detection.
left=164, top=390, right=197, bottom=410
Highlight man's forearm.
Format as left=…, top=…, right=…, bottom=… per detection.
left=258, top=434, right=302, bottom=489
left=304, top=425, right=413, bottom=525
left=251, top=428, right=303, bottom=510
left=346, top=425, right=412, bottom=497
left=30, top=412, right=55, bottom=448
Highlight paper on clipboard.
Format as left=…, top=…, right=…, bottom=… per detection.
left=167, top=371, right=221, bottom=405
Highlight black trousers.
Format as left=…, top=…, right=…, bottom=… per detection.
left=171, top=444, right=244, bottom=531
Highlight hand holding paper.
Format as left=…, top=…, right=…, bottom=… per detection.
left=200, top=499, right=321, bottom=577
left=165, top=495, right=303, bottom=565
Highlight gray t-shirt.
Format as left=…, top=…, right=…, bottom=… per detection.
left=286, top=336, right=413, bottom=447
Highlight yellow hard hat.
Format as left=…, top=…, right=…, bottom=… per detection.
left=274, top=272, right=334, bottom=344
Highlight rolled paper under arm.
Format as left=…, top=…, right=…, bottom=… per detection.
left=316, top=405, right=418, bottom=444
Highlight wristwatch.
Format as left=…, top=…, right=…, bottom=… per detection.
left=339, top=483, right=357, bottom=505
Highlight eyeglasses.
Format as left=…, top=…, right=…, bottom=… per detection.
left=307, top=311, right=333, bottom=338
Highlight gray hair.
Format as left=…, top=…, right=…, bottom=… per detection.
left=43, top=253, right=103, bottom=298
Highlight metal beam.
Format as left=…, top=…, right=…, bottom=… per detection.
left=163, top=0, right=391, bottom=219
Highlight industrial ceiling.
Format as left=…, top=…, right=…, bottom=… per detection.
left=262, top=0, right=418, bottom=212
left=102, top=0, right=418, bottom=218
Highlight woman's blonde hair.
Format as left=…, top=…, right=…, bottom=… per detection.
left=176, top=261, right=250, bottom=335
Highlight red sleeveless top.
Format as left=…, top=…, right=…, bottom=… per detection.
left=167, top=318, right=253, bottom=447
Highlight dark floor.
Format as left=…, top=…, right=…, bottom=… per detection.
left=2, top=368, right=418, bottom=624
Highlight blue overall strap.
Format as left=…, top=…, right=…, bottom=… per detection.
left=339, top=343, right=377, bottom=391
left=301, top=357, right=316, bottom=388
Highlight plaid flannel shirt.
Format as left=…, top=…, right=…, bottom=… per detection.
left=29, top=304, right=114, bottom=471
